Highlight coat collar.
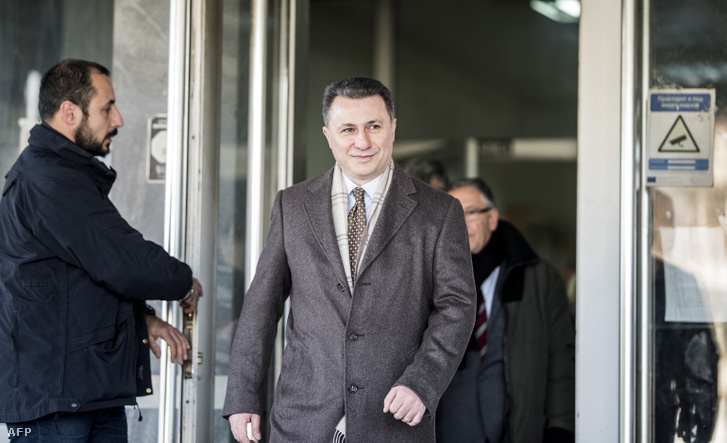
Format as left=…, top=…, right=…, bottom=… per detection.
left=303, top=170, right=347, bottom=285
left=497, top=220, right=539, bottom=270
left=493, top=220, right=540, bottom=303
left=24, top=124, right=118, bottom=197
left=302, top=163, right=418, bottom=287
left=357, top=165, right=417, bottom=278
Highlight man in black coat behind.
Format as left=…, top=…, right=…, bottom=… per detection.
left=437, top=177, right=575, bottom=443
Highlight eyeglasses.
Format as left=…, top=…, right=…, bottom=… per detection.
left=464, top=207, right=494, bottom=218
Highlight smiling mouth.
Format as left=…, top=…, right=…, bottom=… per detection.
left=353, top=153, right=376, bottom=160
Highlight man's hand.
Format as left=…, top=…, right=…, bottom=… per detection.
left=180, top=277, right=203, bottom=313
left=229, top=413, right=262, bottom=443
left=383, top=385, right=427, bottom=426
left=145, top=314, right=190, bottom=365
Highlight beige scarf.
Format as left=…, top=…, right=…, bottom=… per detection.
left=331, top=159, right=394, bottom=292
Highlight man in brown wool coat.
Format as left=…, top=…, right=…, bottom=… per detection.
left=223, top=77, right=477, bottom=443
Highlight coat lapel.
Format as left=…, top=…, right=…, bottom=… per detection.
left=358, top=167, right=418, bottom=277
left=302, top=170, right=348, bottom=285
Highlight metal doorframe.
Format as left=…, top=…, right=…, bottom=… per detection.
left=163, top=0, right=221, bottom=441
left=246, top=0, right=301, bottom=390
left=160, top=0, right=191, bottom=440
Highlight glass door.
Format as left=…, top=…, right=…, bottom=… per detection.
left=207, top=0, right=580, bottom=441
left=642, top=0, right=727, bottom=441
left=212, top=0, right=302, bottom=441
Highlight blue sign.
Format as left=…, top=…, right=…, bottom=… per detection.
left=651, top=93, right=711, bottom=112
left=649, top=158, right=709, bottom=171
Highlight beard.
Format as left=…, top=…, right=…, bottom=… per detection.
left=74, top=116, right=117, bottom=157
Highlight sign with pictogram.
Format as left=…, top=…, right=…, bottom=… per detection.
left=646, top=89, right=715, bottom=186
left=658, top=115, right=699, bottom=153
left=147, top=114, right=167, bottom=182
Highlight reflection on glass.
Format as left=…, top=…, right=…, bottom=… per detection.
left=648, top=107, right=727, bottom=443
left=649, top=113, right=727, bottom=443
left=214, top=0, right=257, bottom=441
left=651, top=188, right=723, bottom=441
left=649, top=0, right=727, bottom=440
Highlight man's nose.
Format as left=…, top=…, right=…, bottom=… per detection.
left=112, top=106, right=124, bottom=128
left=354, top=131, right=371, bottom=149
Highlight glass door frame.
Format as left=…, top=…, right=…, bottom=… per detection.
left=163, top=0, right=221, bottom=441
left=165, top=0, right=303, bottom=441
left=164, top=0, right=649, bottom=440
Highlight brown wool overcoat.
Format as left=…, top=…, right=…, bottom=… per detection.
left=223, top=165, right=476, bottom=442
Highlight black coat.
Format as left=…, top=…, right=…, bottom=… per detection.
left=436, top=221, right=575, bottom=443
left=0, top=124, right=192, bottom=423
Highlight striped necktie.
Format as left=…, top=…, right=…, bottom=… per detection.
left=475, top=286, right=488, bottom=359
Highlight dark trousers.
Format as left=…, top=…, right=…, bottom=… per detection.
left=7, top=406, right=127, bottom=442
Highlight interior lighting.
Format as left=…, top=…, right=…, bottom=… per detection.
left=530, top=0, right=580, bottom=23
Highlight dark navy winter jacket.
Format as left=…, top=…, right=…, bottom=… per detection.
left=0, top=124, right=193, bottom=423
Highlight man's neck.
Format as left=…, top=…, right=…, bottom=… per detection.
left=342, top=170, right=384, bottom=196
left=43, top=118, right=76, bottom=144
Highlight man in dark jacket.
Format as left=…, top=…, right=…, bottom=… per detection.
left=0, top=59, right=202, bottom=442
left=437, top=177, right=575, bottom=443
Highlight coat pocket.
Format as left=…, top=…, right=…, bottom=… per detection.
left=63, top=315, right=137, bottom=403
left=15, top=274, right=55, bottom=303
left=2, top=171, right=17, bottom=196
left=6, top=280, right=64, bottom=399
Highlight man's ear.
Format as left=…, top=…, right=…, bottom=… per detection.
left=58, top=100, right=81, bottom=127
left=489, top=207, right=500, bottom=232
left=322, top=126, right=332, bottom=147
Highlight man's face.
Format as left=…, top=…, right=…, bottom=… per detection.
left=74, top=72, right=124, bottom=157
left=322, top=95, right=396, bottom=185
left=449, top=185, right=499, bottom=254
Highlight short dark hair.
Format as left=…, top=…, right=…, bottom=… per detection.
left=403, top=157, right=450, bottom=190
left=322, top=77, right=395, bottom=126
left=38, top=59, right=110, bottom=122
left=450, top=177, right=497, bottom=207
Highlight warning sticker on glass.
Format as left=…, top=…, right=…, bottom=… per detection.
left=646, top=89, right=715, bottom=187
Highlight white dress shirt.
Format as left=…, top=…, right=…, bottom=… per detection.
left=342, top=172, right=383, bottom=222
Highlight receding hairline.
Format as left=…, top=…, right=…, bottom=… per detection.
left=322, top=77, right=395, bottom=126
left=325, top=95, right=392, bottom=126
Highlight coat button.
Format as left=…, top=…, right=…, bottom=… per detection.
left=348, top=332, right=358, bottom=341
left=142, top=338, right=149, bottom=344
left=348, top=384, right=359, bottom=393
left=337, top=283, right=345, bottom=292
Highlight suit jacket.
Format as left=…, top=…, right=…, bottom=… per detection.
left=223, top=165, right=476, bottom=443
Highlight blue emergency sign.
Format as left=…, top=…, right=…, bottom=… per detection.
left=651, top=93, right=711, bottom=112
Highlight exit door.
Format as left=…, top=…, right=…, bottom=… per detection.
left=640, top=1, right=727, bottom=441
